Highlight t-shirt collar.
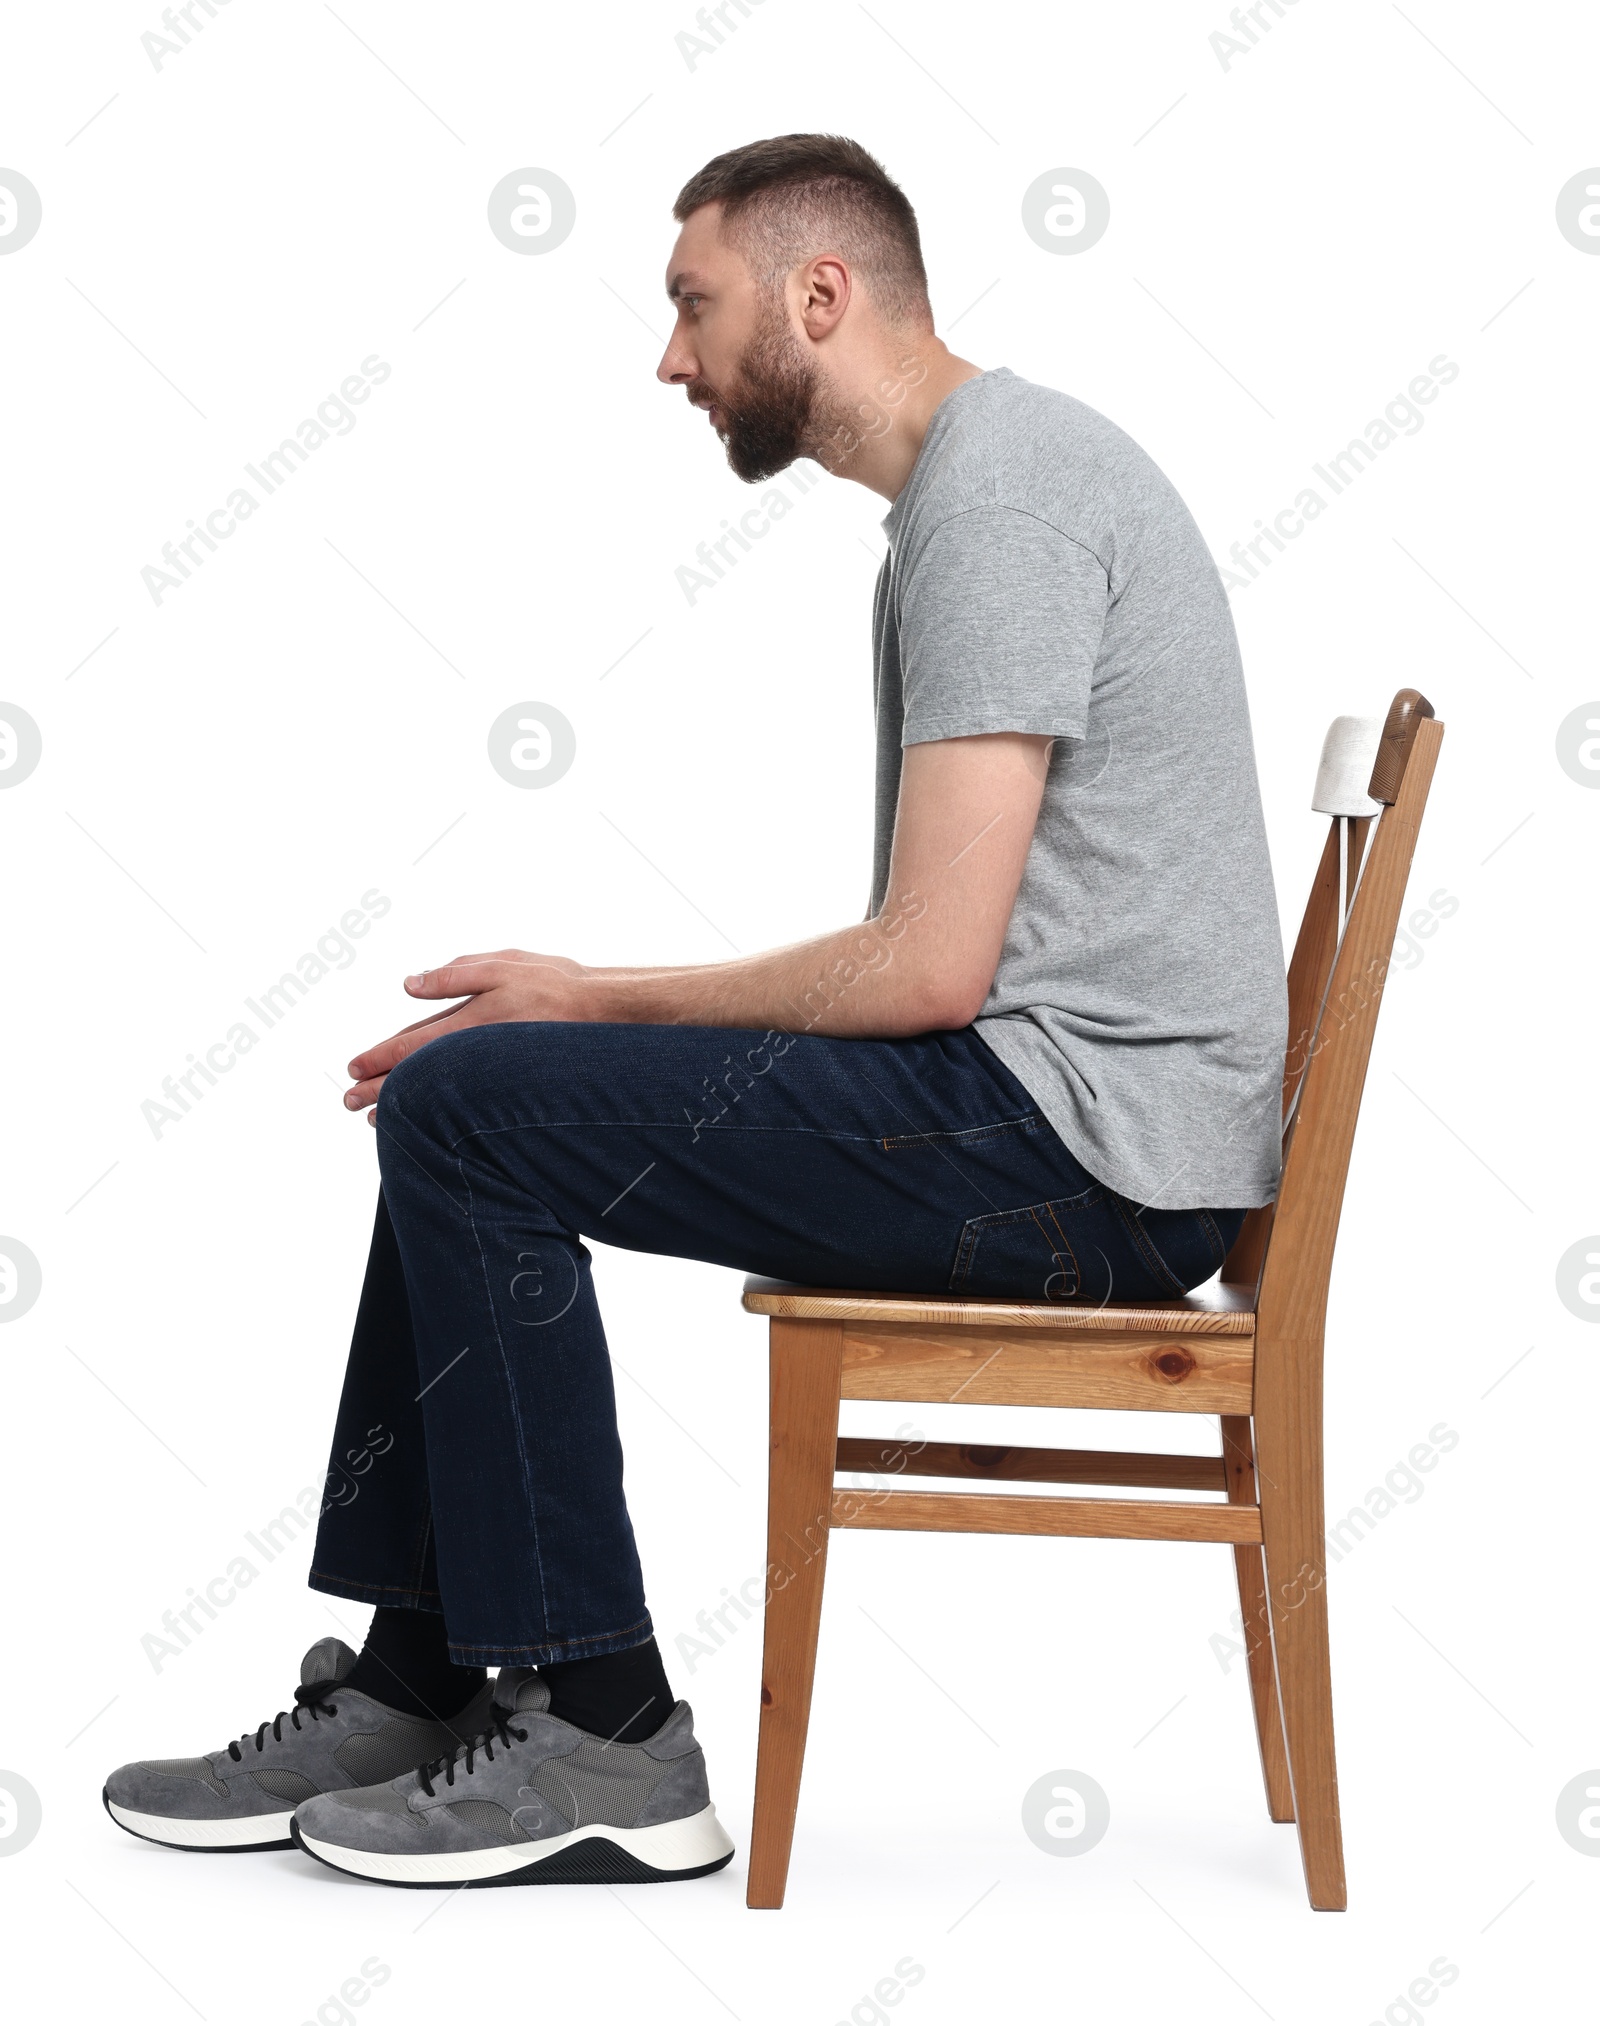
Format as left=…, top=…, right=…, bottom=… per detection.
left=881, top=365, right=1010, bottom=541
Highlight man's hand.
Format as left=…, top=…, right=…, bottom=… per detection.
left=343, top=951, right=587, bottom=1121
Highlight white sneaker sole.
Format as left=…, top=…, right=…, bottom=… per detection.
left=294, top=1800, right=736, bottom=1887
left=105, top=1794, right=294, bottom=1851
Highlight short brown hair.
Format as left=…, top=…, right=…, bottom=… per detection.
left=673, top=134, right=932, bottom=331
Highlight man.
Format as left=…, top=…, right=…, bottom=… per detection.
left=105, top=134, right=1286, bottom=1887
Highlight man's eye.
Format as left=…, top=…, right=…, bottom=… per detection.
left=682, top=295, right=702, bottom=312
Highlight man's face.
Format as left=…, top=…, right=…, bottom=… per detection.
left=657, top=203, right=820, bottom=484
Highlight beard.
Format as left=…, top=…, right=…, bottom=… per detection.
left=691, top=301, right=825, bottom=485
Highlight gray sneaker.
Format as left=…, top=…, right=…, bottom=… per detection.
left=103, top=1637, right=495, bottom=1853
left=290, top=1665, right=735, bottom=1886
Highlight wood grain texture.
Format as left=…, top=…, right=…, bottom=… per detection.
left=1367, top=687, right=1434, bottom=804
left=743, top=1275, right=1256, bottom=1333
left=740, top=690, right=1443, bottom=1915
left=1252, top=710, right=1442, bottom=1911
left=1223, top=1415, right=1295, bottom=1823
left=1283, top=819, right=1347, bottom=1121
left=837, top=1322, right=1254, bottom=1414
left=1343, top=816, right=1371, bottom=920
left=1221, top=814, right=1342, bottom=1292
left=748, top=1318, right=843, bottom=1911
left=1261, top=717, right=1444, bottom=1385
left=831, top=1489, right=1262, bottom=1543
left=835, top=1436, right=1228, bottom=1492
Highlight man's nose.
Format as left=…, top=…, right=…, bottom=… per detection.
left=656, top=335, right=697, bottom=387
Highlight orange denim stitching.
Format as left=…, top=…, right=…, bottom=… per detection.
left=1036, top=1200, right=1081, bottom=1296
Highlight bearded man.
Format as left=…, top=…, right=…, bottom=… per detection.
left=104, top=134, right=1285, bottom=1890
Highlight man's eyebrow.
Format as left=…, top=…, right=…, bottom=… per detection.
left=666, top=271, right=709, bottom=301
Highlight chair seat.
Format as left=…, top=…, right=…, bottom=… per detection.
left=743, top=1274, right=1258, bottom=1414
left=740, top=1273, right=1257, bottom=1334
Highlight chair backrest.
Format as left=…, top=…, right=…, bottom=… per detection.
left=1221, top=688, right=1445, bottom=1342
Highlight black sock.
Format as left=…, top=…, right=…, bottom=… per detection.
left=540, top=1637, right=675, bottom=1744
left=342, top=1606, right=487, bottom=1722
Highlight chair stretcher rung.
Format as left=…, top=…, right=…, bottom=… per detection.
left=829, top=1488, right=1262, bottom=1544
left=835, top=1436, right=1227, bottom=1493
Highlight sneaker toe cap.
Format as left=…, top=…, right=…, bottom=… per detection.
left=296, top=1782, right=417, bottom=1851
left=105, top=1757, right=232, bottom=1819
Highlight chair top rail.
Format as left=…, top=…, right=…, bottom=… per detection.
left=1221, top=687, right=1441, bottom=1298
left=1256, top=693, right=1444, bottom=1340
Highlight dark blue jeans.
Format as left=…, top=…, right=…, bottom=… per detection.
left=308, top=1021, right=1246, bottom=1665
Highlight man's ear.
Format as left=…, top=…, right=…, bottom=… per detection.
left=796, top=255, right=852, bottom=340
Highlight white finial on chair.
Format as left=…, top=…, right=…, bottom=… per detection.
left=1311, top=716, right=1383, bottom=818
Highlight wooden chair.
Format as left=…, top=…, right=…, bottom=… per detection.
left=740, top=687, right=1444, bottom=1914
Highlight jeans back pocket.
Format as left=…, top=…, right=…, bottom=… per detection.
left=949, top=1188, right=1104, bottom=1301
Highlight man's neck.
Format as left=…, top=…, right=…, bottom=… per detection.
left=815, top=339, right=986, bottom=503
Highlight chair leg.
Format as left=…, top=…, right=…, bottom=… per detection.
left=1254, top=1380, right=1347, bottom=1911
left=747, top=1317, right=844, bottom=1910
left=1221, top=1417, right=1294, bottom=1823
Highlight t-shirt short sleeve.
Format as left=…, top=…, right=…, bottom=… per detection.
left=895, top=505, right=1108, bottom=747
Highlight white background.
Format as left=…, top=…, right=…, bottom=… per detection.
left=2, top=0, right=1595, bottom=2019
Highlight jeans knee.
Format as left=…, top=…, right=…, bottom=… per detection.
left=377, top=1030, right=465, bottom=1132
left=374, top=1046, right=426, bottom=1134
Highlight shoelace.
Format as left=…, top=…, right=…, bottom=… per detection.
left=415, top=1706, right=528, bottom=1798
left=226, top=1677, right=341, bottom=1761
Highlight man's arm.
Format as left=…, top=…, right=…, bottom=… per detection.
left=343, top=732, right=1052, bottom=1111
left=585, top=729, right=1052, bottom=1033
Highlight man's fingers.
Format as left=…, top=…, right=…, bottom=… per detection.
left=347, top=1027, right=436, bottom=1083
left=347, top=1002, right=467, bottom=1080
left=396, top=1004, right=462, bottom=1037
left=344, top=948, right=537, bottom=1099
left=346, top=1035, right=417, bottom=1082
left=405, top=956, right=504, bottom=1001
left=344, top=995, right=500, bottom=1097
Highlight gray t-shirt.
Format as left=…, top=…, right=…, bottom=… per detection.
left=869, top=366, right=1286, bottom=1210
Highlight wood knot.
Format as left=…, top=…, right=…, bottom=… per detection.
left=760, top=1684, right=773, bottom=1707
left=1150, top=1346, right=1196, bottom=1383
left=960, top=1445, right=1012, bottom=1470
